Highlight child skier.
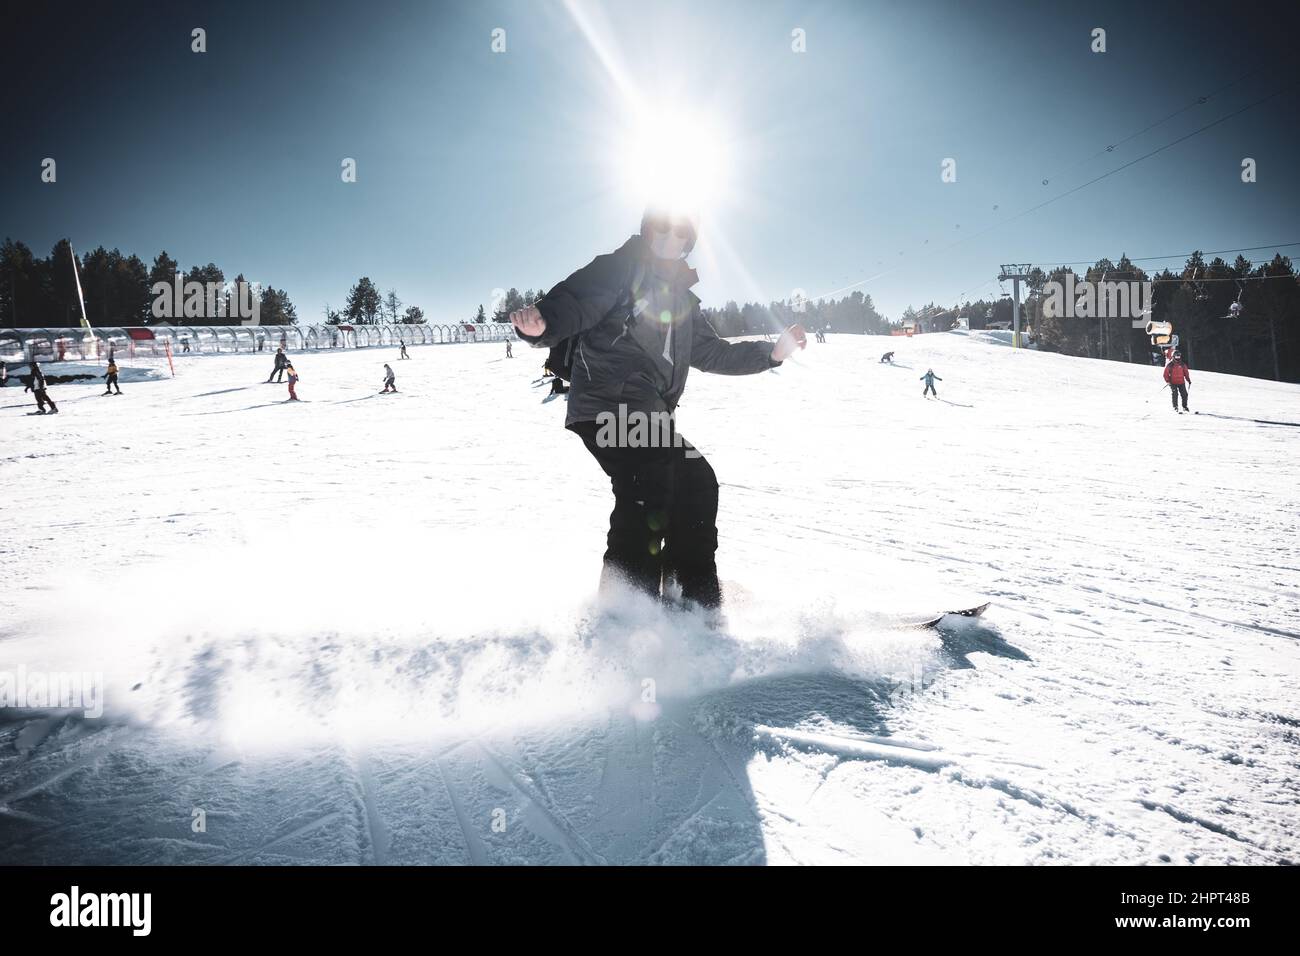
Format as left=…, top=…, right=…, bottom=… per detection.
left=25, top=362, right=58, bottom=414
left=286, top=363, right=300, bottom=401
left=103, top=358, right=122, bottom=395
left=380, top=363, right=397, bottom=393
left=1164, top=351, right=1191, bottom=412
left=921, top=368, right=942, bottom=397
left=510, top=206, right=806, bottom=613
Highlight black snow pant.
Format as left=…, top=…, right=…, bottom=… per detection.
left=105, top=373, right=120, bottom=394
left=923, top=383, right=937, bottom=397
left=570, top=419, right=722, bottom=609
left=268, top=366, right=285, bottom=383
left=34, top=388, right=56, bottom=413
left=1170, top=383, right=1189, bottom=410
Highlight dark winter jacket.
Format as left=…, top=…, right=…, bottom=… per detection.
left=516, top=235, right=779, bottom=427
left=274, top=351, right=288, bottom=369
left=1163, top=360, right=1190, bottom=386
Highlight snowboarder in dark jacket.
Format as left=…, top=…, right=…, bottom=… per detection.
left=25, top=362, right=58, bottom=414
left=266, top=347, right=289, bottom=383
left=880, top=351, right=895, bottom=364
left=1164, top=352, right=1191, bottom=412
left=511, top=207, right=806, bottom=612
left=921, top=368, right=941, bottom=397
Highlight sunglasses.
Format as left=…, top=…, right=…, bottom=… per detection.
left=646, top=217, right=696, bottom=241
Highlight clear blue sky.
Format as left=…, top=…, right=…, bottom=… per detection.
left=2, top=0, right=1296, bottom=324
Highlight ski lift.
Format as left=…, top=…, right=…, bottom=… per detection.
left=1191, top=267, right=1209, bottom=302
left=1223, top=279, right=1245, bottom=319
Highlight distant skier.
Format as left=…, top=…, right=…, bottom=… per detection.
left=505, top=340, right=513, bottom=358
left=399, top=341, right=410, bottom=360
left=285, top=363, right=300, bottom=401
left=380, top=363, right=397, bottom=393
left=25, top=362, right=58, bottom=414
left=267, top=347, right=289, bottom=383
left=1164, top=351, right=1191, bottom=413
left=510, top=205, right=806, bottom=613
left=921, top=368, right=941, bottom=398
left=880, top=351, right=895, bottom=364
left=181, top=336, right=191, bottom=353
left=0, top=361, right=7, bottom=387
left=102, top=358, right=122, bottom=395
left=540, top=349, right=570, bottom=395
left=814, top=328, right=827, bottom=343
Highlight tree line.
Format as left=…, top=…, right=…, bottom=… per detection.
left=325, top=277, right=424, bottom=326
left=0, top=238, right=297, bottom=327
left=1002, top=252, right=1299, bottom=382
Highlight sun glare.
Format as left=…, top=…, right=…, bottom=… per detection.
left=619, top=108, right=731, bottom=215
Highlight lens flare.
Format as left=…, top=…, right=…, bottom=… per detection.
left=619, top=108, right=731, bottom=214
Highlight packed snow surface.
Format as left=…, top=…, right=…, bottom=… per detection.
left=1, top=333, right=1297, bottom=864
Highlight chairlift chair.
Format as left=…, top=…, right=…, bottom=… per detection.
left=1223, top=279, right=1245, bottom=319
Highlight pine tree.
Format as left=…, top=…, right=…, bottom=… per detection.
left=345, top=277, right=382, bottom=324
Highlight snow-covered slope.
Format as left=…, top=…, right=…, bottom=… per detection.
left=1, top=333, right=1297, bottom=864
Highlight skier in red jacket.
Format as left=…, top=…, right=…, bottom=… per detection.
left=1164, top=352, right=1191, bottom=413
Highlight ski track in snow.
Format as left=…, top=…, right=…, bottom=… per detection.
left=1, top=334, right=1298, bottom=865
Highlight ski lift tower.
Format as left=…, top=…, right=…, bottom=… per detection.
left=998, top=264, right=1034, bottom=349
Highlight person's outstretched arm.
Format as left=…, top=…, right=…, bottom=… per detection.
left=690, top=308, right=779, bottom=374
left=511, top=251, right=629, bottom=348
left=691, top=311, right=806, bottom=374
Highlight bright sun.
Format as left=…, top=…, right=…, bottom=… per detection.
left=618, top=107, right=731, bottom=215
